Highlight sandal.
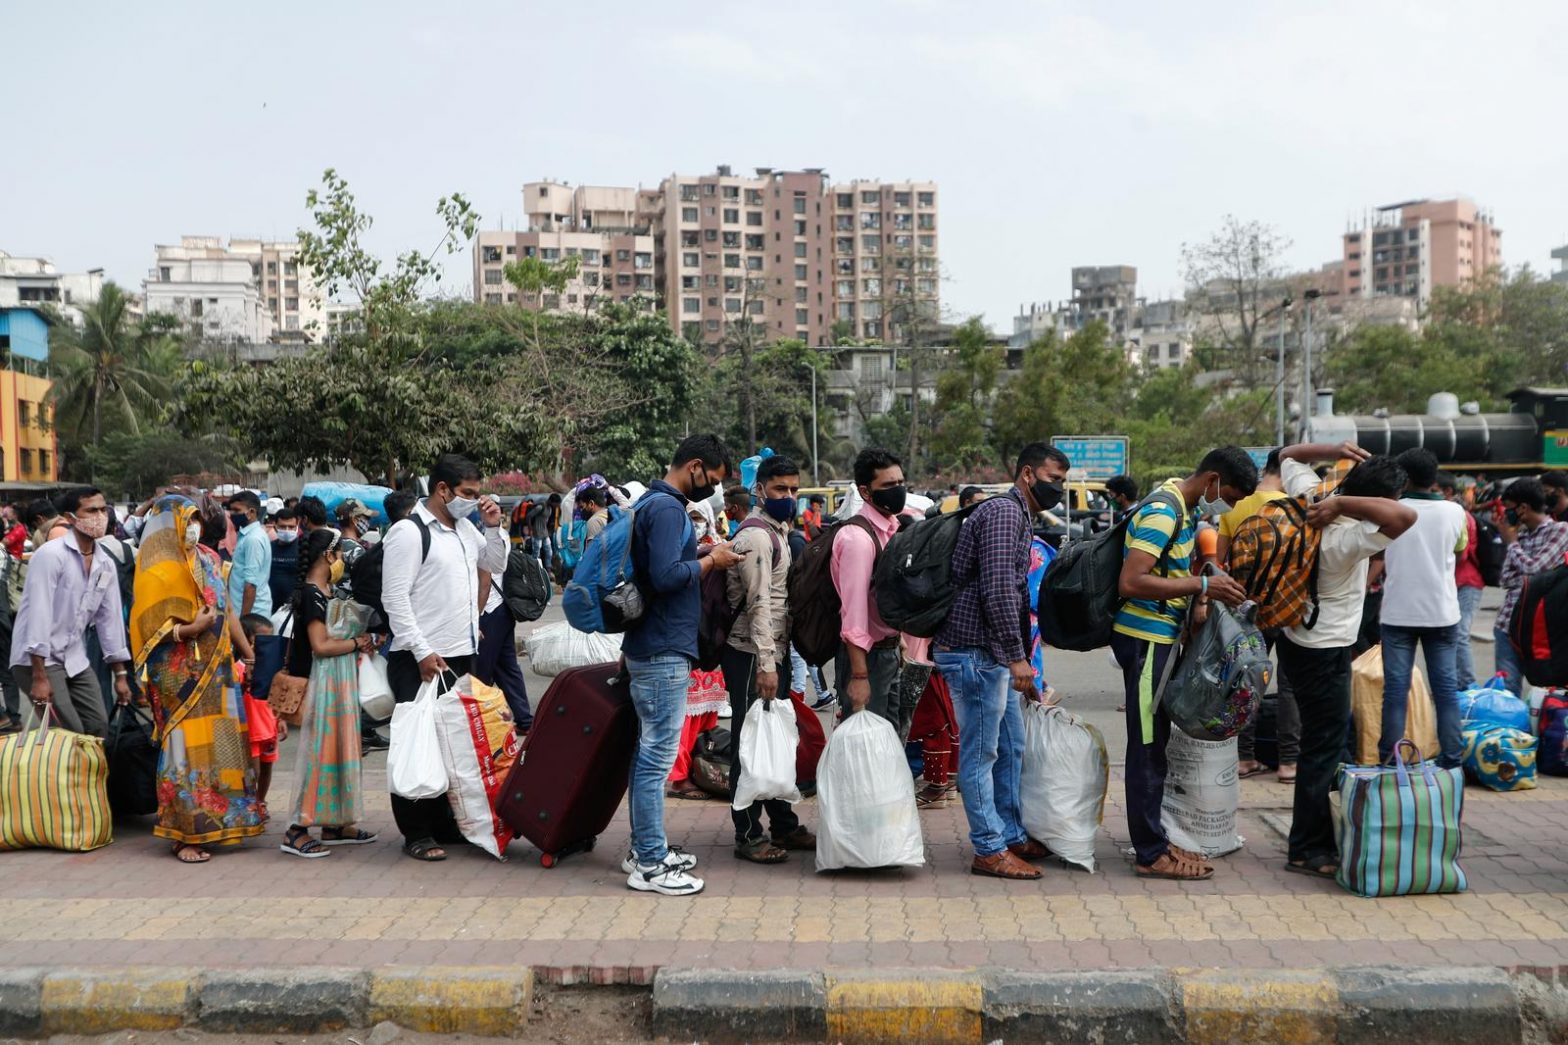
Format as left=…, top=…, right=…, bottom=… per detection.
left=1168, top=844, right=1215, bottom=873
left=1285, top=854, right=1339, bottom=879
left=733, top=838, right=789, bottom=864
left=771, top=827, right=816, bottom=851
left=321, top=827, right=378, bottom=846
left=1136, top=852, right=1213, bottom=881
left=1237, top=761, right=1269, bottom=779
left=281, top=827, right=330, bottom=859
left=172, top=842, right=211, bottom=864
left=1276, top=763, right=1297, bottom=785
left=402, top=837, right=447, bottom=862
left=666, top=782, right=711, bottom=801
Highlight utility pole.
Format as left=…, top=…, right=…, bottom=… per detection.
left=810, top=361, right=819, bottom=486
left=1275, top=297, right=1291, bottom=447
left=1301, top=289, right=1321, bottom=440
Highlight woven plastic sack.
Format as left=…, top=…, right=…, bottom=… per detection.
left=1335, top=740, right=1467, bottom=897
left=435, top=675, right=520, bottom=860
left=524, top=621, right=622, bottom=678
left=1160, top=726, right=1242, bottom=858
left=1019, top=703, right=1108, bottom=872
left=1350, top=645, right=1439, bottom=765
left=815, top=712, right=924, bottom=871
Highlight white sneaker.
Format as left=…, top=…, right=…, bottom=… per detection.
left=627, top=855, right=706, bottom=896
left=621, top=846, right=698, bottom=874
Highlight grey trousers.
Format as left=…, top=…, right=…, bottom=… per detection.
left=10, top=665, right=107, bottom=738
left=836, top=645, right=902, bottom=729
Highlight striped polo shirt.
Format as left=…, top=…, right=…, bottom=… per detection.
left=1112, top=478, right=1196, bottom=645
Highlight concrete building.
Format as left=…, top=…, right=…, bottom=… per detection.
left=0, top=252, right=104, bottom=327
left=1552, top=244, right=1568, bottom=286
left=0, top=308, right=59, bottom=483
left=142, top=237, right=325, bottom=344
left=1131, top=299, right=1192, bottom=370
left=473, top=182, right=655, bottom=312
left=1342, top=198, right=1502, bottom=308
left=230, top=239, right=325, bottom=340
left=828, top=178, right=941, bottom=346
left=1011, top=265, right=1143, bottom=352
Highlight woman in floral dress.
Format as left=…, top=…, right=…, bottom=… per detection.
left=131, top=495, right=264, bottom=863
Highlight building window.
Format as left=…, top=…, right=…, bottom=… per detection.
left=794, top=264, right=808, bottom=280
left=18, top=449, right=32, bottom=476
left=584, top=271, right=600, bottom=287
left=746, top=256, right=764, bottom=271
left=683, top=252, right=700, bottom=268
left=703, top=184, right=716, bottom=196
left=285, top=314, right=300, bottom=331
left=17, top=401, right=29, bottom=428
left=863, top=301, right=883, bottom=320
left=861, top=212, right=881, bottom=230
left=746, top=234, right=765, bottom=250
left=746, top=211, right=763, bottom=226
left=795, top=286, right=808, bottom=303
left=919, top=235, right=935, bottom=250
left=724, top=253, right=741, bottom=269
left=616, top=249, right=630, bottom=262
left=917, top=278, right=937, bottom=294
left=722, top=185, right=739, bottom=199
left=794, top=242, right=807, bottom=258
left=796, top=307, right=810, bottom=326
left=267, top=261, right=278, bottom=275
left=725, top=298, right=741, bottom=314
left=190, top=299, right=204, bottom=317
left=917, top=191, right=935, bottom=207
left=703, top=229, right=718, bottom=243
left=705, top=274, right=720, bottom=287
left=723, top=208, right=740, bottom=223
left=505, top=245, right=516, bottom=255
left=918, top=214, right=935, bottom=230
left=749, top=300, right=765, bottom=315
left=286, top=296, right=299, bottom=311
left=636, top=275, right=653, bottom=290
left=682, top=207, right=698, bottom=222
left=863, top=278, right=882, bottom=296
left=862, top=320, right=882, bottom=338
left=37, top=450, right=50, bottom=476
left=793, top=197, right=807, bottom=215
left=482, top=246, right=502, bottom=263
left=617, top=274, right=633, bottom=287
left=835, top=237, right=854, bottom=255
left=484, top=269, right=503, bottom=285
left=159, top=266, right=171, bottom=281
left=723, top=231, right=740, bottom=248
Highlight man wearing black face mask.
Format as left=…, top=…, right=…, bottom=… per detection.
left=226, top=491, right=272, bottom=618
left=935, top=442, right=1070, bottom=880
left=831, top=447, right=910, bottom=726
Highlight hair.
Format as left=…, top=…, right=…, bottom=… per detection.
left=293, top=528, right=342, bottom=605
left=853, top=447, right=902, bottom=488
left=1014, top=442, right=1071, bottom=478
left=1105, top=475, right=1139, bottom=502
left=1436, top=471, right=1458, bottom=494
left=1503, top=477, right=1548, bottom=513
left=240, top=614, right=274, bottom=642
left=272, top=507, right=298, bottom=525
left=756, top=455, right=801, bottom=486
left=671, top=433, right=733, bottom=474
left=55, top=487, right=102, bottom=516
left=577, top=486, right=607, bottom=508
left=23, top=498, right=57, bottom=528
left=284, top=497, right=299, bottom=508
left=384, top=490, right=417, bottom=524
left=809, top=493, right=825, bottom=505
left=1542, top=470, right=1568, bottom=495
left=958, top=485, right=985, bottom=507
left=1396, top=448, right=1440, bottom=490
left=1339, top=455, right=1408, bottom=500
left=296, top=495, right=328, bottom=528
left=229, top=490, right=261, bottom=514
left=724, top=485, right=753, bottom=505
left=547, top=492, right=562, bottom=505
left=1264, top=448, right=1282, bottom=476
left=1195, top=446, right=1259, bottom=496
left=430, top=453, right=482, bottom=493
left=198, top=499, right=227, bottom=549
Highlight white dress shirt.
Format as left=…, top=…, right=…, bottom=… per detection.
left=9, top=535, right=130, bottom=675
left=382, top=502, right=508, bottom=662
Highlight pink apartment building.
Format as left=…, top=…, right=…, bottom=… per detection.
left=1341, top=197, right=1502, bottom=307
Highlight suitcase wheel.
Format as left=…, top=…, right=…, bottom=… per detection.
left=540, top=852, right=557, bottom=868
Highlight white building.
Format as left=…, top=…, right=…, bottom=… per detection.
left=144, top=237, right=271, bottom=343
left=228, top=239, right=326, bottom=340
left=1130, top=298, right=1192, bottom=370
left=0, top=251, right=105, bottom=326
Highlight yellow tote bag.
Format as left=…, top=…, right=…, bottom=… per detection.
left=0, top=708, right=113, bottom=852
left=1350, top=644, right=1440, bottom=766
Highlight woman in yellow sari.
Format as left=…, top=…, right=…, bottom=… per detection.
left=132, top=494, right=265, bottom=863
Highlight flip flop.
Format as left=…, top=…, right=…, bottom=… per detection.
left=1285, top=856, right=1337, bottom=879
left=1238, top=764, right=1270, bottom=779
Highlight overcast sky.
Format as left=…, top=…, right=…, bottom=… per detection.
left=7, top=0, right=1565, bottom=333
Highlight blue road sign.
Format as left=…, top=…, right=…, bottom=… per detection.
left=1051, top=436, right=1129, bottom=480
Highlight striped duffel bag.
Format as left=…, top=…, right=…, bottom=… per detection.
left=1334, top=739, right=1466, bottom=898
left=0, top=708, right=113, bottom=852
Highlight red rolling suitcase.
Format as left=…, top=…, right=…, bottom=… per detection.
left=496, top=661, right=638, bottom=867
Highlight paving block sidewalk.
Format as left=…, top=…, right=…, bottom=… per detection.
left=5, top=757, right=1568, bottom=978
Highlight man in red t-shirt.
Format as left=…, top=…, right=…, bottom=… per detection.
left=1441, top=475, right=1484, bottom=688
left=1, top=505, right=26, bottom=559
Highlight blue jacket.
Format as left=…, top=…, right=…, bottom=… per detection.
left=621, top=480, right=701, bottom=662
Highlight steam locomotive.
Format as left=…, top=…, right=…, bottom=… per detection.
left=1306, top=386, right=1568, bottom=474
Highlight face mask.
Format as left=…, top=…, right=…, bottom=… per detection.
left=1029, top=477, right=1065, bottom=513
left=275, top=529, right=298, bottom=544
left=186, top=523, right=203, bottom=547
left=74, top=514, right=108, bottom=540
left=445, top=493, right=479, bottom=520
left=689, top=467, right=717, bottom=503
left=229, top=512, right=250, bottom=532
left=762, top=495, right=797, bottom=524
left=329, top=559, right=346, bottom=584
left=354, top=518, right=370, bottom=537
left=691, top=519, right=710, bottom=540
left=1505, top=508, right=1521, bottom=528
left=1198, top=481, right=1232, bottom=518
left=361, top=530, right=381, bottom=547
left=869, top=485, right=907, bottom=517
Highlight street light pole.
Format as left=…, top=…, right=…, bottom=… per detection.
left=1275, top=298, right=1289, bottom=447
left=1302, top=289, right=1321, bottom=440
left=810, top=362, right=819, bottom=486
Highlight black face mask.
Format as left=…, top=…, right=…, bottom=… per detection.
left=688, top=467, right=717, bottom=503
left=1030, top=478, right=1064, bottom=513
left=869, top=485, right=907, bottom=516
left=229, top=511, right=250, bottom=532
left=1505, top=508, right=1521, bottom=528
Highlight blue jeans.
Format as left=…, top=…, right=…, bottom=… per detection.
left=1454, top=586, right=1484, bottom=689
left=935, top=648, right=1026, bottom=858
left=789, top=643, right=830, bottom=699
left=1494, top=624, right=1524, bottom=695
left=625, top=653, right=690, bottom=866
left=1380, top=623, right=1463, bottom=769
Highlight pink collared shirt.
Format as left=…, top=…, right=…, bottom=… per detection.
left=830, top=503, right=903, bottom=651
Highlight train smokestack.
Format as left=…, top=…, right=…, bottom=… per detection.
left=1427, top=392, right=1460, bottom=420
left=1315, top=388, right=1335, bottom=418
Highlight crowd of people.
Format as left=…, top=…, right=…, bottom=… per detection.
left=1, top=439, right=1563, bottom=897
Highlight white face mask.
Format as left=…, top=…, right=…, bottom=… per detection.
left=275, top=529, right=299, bottom=544
left=74, top=514, right=108, bottom=540
left=445, top=492, right=479, bottom=520
left=691, top=519, right=710, bottom=540
left=186, top=523, right=203, bottom=547
left=1198, top=480, right=1233, bottom=518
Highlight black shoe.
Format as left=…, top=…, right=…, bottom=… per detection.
left=360, top=733, right=390, bottom=752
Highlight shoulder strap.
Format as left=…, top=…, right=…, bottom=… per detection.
left=843, top=515, right=885, bottom=557
left=735, top=517, right=782, bottom=567
left=412, top=515, right=431, bottom=563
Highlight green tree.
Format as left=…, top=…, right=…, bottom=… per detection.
left=929, top=317, right=1003, bottom=474
left=1425, top=267, right=1568, bottom=397
left=992, top=322, right=1134, bottom=465
left=88, top=430, right=248, bottom=498
left=1322, top=325, right=1485, bottom=414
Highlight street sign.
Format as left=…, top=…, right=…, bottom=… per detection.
left=1051, top=436, right=1128, bottom=480
left=1244, top=447, right=1273, bottom=473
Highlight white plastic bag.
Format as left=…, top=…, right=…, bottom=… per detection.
left=434, top=675, right=520, bottom=860
left=732, top=698, right=803, bottom=810
left=1160, top=725, right=1243, bottom=858
left=815, top=712, right=924, bottom=871
left=524, top=620, right=622, bottom=677
left=1019, top=703, right=1109, bottom=873
left=388, top=677, right=448, bottom=800
left=358, top=653, right=394, bottom=722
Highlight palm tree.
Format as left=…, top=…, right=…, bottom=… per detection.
left=49, top=282, right=180, bottom=475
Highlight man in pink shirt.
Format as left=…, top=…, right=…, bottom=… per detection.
left=831, top=448, right=908, bottom=726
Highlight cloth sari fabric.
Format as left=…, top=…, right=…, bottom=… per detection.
left=133, top=496, right=263, bottom=847
left=289, top=598, right=367, bottom=828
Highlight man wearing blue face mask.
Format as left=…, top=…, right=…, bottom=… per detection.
left=267, top=508, right=301, bottom=618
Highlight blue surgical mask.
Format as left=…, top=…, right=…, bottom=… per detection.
left=762, top=496, right=797, bottom=524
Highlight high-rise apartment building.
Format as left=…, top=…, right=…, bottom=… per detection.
left=143, top=236, right=324, bottom=343
left=472, top=167, right=939, bottom=349
left=472, top=182, right=655, bottom=311
left=1342, top=198, right=1502, bottom=307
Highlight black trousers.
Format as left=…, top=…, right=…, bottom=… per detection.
left=474, top=605, right=532, bottom=731
left=1276, top=637, right=1353, bottom=864
left=1111, top=631, right=1177, bottom=867
left=387, top=649, right=470, bottom=846
left=722, top=645, right=801, bottom=846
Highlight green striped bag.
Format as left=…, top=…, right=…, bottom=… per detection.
left=0, top=708, right=113, bottom=852
left=1335, top=739, right=1466, bottom=898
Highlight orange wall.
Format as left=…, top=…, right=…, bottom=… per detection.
left=0, top=372, right=58, bottom=483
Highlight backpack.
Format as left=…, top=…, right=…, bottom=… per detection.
left=556, top=518, right=588, bottom=571
left=500, top=546, right=551, bottom=623
left=1509, top=553, right=1568, bottom=688
left=1473, top=513, right=1506, bottom=586
left=696, top=518, right=781, bottom=671
left=1036, top=489, right=1185, bottom=652
left=99, top=538, right=138, bottom=620
left=788, top=516, right=882, bottom=667
left=349, top=515, right=430, bottom=620
left=690, top=727, right=733, bottom=799
left=1162, top=599, right=1271, bottom=741
left=1538, top=692, right=1568, bottom=776
left=561, top=503, right=644, bottom=633
left=873, top=503, right=979, bottom=638
left=1227, top=498, right=1324, bottom=631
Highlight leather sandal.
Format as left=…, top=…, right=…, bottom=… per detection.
left=971, top=851, right=1042, bottom=880
left=1008, top=839, right=1051, bottom=861
left=771, top=827, right=817, bottom=851
left=1136, top=852, right=1213, bottom=881
left=734, top=839, right=789, bottom=864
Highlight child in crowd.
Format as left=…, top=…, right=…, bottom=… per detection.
left=240, top=613, right=285, bottom=821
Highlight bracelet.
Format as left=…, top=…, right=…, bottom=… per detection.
left=1200, top=575, right=1209, bottom=597
left=851, top=674, right=869, bottom=681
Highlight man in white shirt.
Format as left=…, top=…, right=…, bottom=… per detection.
left=1379, top=448, right=1470, bottom=769
left=1275, top=445, right=1415, bottom=879
left=381, top=453, right=507, bottom=862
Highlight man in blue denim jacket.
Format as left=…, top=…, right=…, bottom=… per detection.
left=621, top=433, right=743, bottom=896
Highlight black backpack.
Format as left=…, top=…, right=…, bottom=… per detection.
left=350, top=515, right=430, bottom=621
left=873, top=503, right=979, bottom=638
left=500, top=545, right=551, bottom=623
left=1509, top=553, right=1568, bottom=687
left=1473, top=512, right=1506, bottom=587
left=1037, top=489, right=1185, bottom=651
left=696, top=519, right=780, bottom=671
left=788, top=516, right=881, bottom=667
left=99, top=538, right=137, bottom=615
